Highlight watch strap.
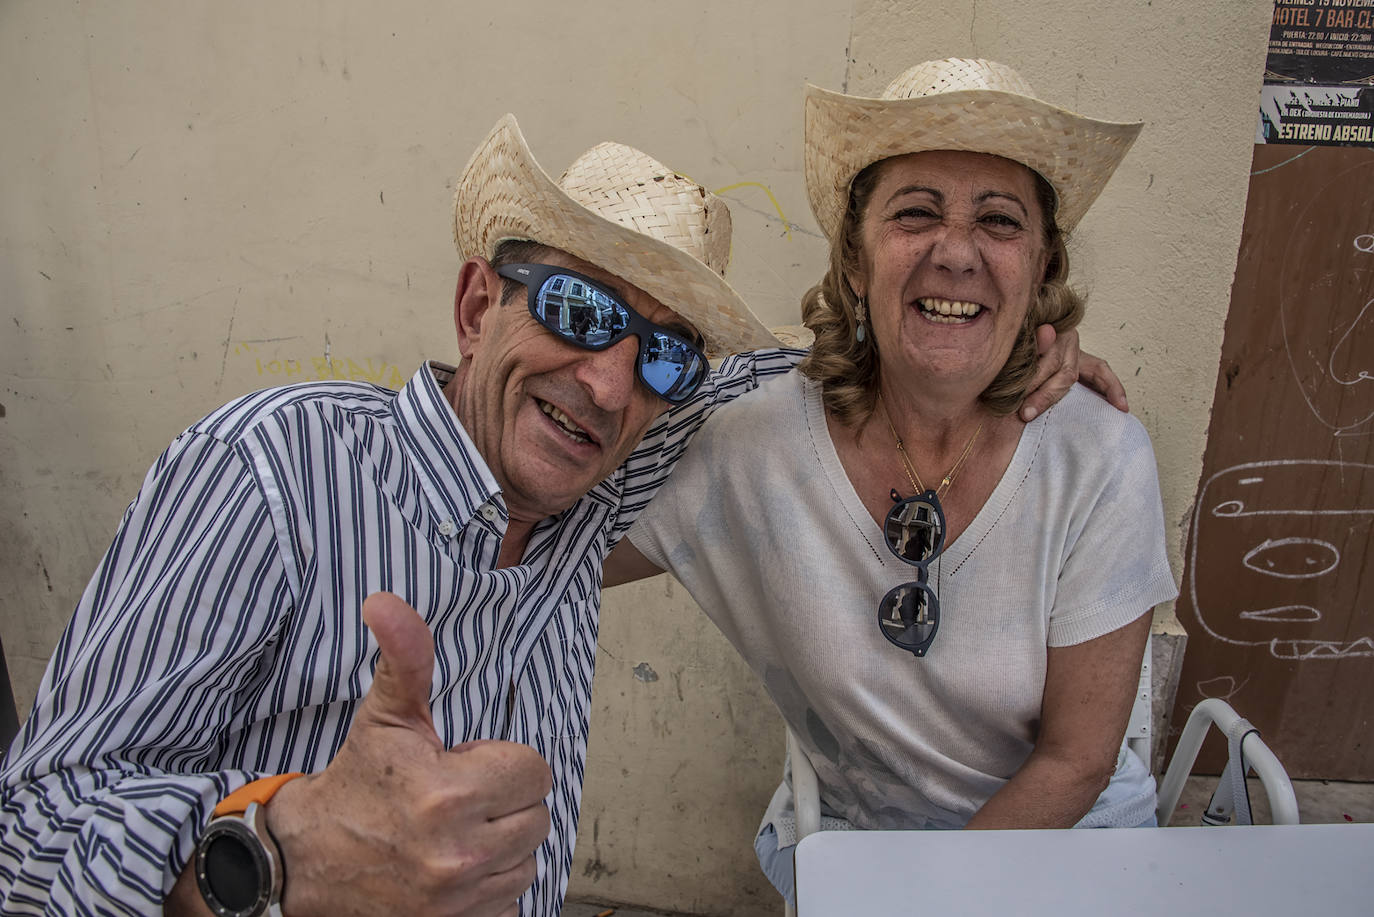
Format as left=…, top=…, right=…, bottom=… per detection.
left=214, top=773, right=304, bottom=817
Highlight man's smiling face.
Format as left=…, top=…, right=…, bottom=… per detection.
left=448, top=247, right=699, bottom=525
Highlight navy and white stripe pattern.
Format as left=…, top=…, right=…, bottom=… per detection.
left=0, top=351, right=803, bottom=916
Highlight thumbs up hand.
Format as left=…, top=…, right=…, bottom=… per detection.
left=352, top=589, right=446, bottom=744
left=262, top=592, right=553, bottom=917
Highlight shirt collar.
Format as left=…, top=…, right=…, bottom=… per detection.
left=392, top=362, right=505, bottom=531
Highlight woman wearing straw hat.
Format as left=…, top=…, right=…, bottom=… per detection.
left=609, top=58, right=1177, bottom=904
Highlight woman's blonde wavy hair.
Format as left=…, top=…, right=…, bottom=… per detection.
left=797, top=155, right=1085, bottom=426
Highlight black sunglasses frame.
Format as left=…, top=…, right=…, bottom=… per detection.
left=878, top=493, right=947, bottom=657
left=496, top=262, right=709, bottom=404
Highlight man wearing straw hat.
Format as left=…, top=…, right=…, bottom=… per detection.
left=0, top=112, right=1094, bottom=916
left=0, top=112, right=806, bottom=917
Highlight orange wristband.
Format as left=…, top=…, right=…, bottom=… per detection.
left=213, top=772, right=305, bottom=817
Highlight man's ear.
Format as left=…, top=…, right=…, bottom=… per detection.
left=454, top=257, right=500, bottom=360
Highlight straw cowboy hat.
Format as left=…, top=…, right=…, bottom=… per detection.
left=453, top=114, right=787, bottom=358
left=804, top=58, right=1143, bottom=240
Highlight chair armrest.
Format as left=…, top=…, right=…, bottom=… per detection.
left=1156, top=697, right=1300, bottom=826
left=788, top=728, right=821, bottom=840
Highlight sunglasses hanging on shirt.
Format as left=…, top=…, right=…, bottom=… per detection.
left=875, top=393, right=985, bottom=657
left=878, top=493, right=945, bottom=657
left=497, top=263, right=709, bottom=404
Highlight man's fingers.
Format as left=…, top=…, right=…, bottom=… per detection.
left=447, top=740, right=554, bottom=819
left=359, top=591, right=441, bottom=739
left=475, top=802, right=552, bottom=876
left=481, top=859, right=539, bottom=915
left=454, top=854, right=538, bottom=917
left=1020, top=325, right=1078, bottom=422
left=411, top=853, right=535, bottom=917
left=1079, top=353, right=1130, bottom=412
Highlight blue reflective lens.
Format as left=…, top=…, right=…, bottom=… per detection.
left=642, top=332, right=706, bottom=401
left=533, top=275, right=628, bottom=347
left=498, top=264, right=707, bottom=404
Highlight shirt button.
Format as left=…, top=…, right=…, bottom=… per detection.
left=437, top=520, right=456, bottom=537
left=480, top=504, right=498, bottom=522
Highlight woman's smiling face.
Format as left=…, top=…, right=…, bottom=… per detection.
left=856, top=150, right=1050, bottom=397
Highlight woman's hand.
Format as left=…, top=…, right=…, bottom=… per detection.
left=1020, top=326, right=1130, bottom=422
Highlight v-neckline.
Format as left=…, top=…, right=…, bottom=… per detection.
left=801, top=375, right=1048, bottom=575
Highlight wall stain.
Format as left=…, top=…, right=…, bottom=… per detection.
left=581, top=815, right=617, bottom=881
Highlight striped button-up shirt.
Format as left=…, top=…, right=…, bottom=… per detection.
left=0, top=352, right=801, bottom=916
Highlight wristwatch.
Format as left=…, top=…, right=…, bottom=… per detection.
left=194, top=773, right=302, bottom=917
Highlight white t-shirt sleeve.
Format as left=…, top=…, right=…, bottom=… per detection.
left=1046, top=408, right=1178, bottom=647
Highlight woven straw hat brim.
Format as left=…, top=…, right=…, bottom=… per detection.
left=804, top=84, right=1143, bottom=240
left=453, top=115, right=780, bottom=358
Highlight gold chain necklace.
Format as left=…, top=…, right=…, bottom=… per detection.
left=878, top=392, right=985, bottom=501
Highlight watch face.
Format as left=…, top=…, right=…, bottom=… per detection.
left=196, top=813, right=275, bottom=917
left=204, top=832, right=266, bottom=912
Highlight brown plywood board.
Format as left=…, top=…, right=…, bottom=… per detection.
left=1174, top=143, right=1374, bottom=778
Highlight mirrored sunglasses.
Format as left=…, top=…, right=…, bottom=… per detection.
left=497, top=263, right=709, bottom=404
left=877, top=493, right=947, bottom=657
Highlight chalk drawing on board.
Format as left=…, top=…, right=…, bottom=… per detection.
left=1240, top=537, right=1338, bottom=580
left=1328, top=296, right=1374, bottom=389
left=1278, top=160, right=1374, bottom=434
left=1195, top=675, right=1248, bottom=702
left=1188, top=459, right=1374, bottom=660
left=1238, top=605, right=1321, bottom=623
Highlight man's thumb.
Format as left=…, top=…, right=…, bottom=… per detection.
left=360, top=591, right=440, bottom=737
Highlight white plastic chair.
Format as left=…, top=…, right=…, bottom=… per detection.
left=787, top=728, right=821, bottom=840
left=782, top=729, right=819, bottom=917
left=1124, top=634, right=1152, bottom=767
left=1155, top=697, right=1300, bottom=826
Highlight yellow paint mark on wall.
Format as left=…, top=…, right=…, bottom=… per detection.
left=248, top=352, right=407, bottom=389
left=674, top=170, right=796, bottom=241
left=712, top=181, right=793, bottom=240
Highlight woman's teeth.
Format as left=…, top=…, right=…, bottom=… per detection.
left=539, top=400, right=592, bottom=444
left=918, top=298, right=982, bottom=324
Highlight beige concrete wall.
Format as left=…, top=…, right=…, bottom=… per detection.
left=0, top=1, right=1271, bottom=914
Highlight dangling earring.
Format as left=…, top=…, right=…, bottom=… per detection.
left=855, top=296, right=868, bottom=343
